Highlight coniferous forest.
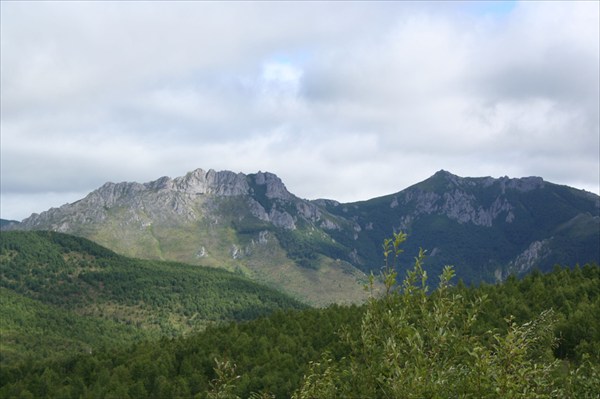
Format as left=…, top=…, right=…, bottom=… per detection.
left=1, top=231, right=599, bottom=398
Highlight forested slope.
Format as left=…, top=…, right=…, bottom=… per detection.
left=0, top=231, right=306, bottom=366
left=467, top=265, right=600, bottom=362
left=2, top=254, right=598, bottom=398
left=0, top=287, right=156, bottom=366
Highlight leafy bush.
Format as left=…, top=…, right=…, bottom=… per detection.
left=294, top=233, right=599, bottom=398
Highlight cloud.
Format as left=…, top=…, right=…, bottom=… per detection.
left=1, top=1, right=598, bottom=220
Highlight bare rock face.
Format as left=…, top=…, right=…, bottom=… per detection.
left=395, top=171, right=546, bottom=228
left=504, top=176, right=545, bottom=192
left=398, top=188, right=515, bottom=228
left=496, top=239, right=552, bottom=281
left=295, top=201, right=322, bottom=222
left=18, top=169, right=301, bottom=229
left=173, top=169, right=250, bottom=196
left=268, top=209, right=296, bottom=230
left=253, top=172, right=293, bottom=200
left=18, top=167, right=354, bottom=241
left=247, top=198, right=270, bottom=221
left=441, top=191, right=515, bottom=227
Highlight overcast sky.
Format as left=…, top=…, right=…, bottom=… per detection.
left=1, top=1, right=599, bottom=221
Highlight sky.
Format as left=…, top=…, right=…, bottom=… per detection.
left=1, top=1, right=599, bottom=221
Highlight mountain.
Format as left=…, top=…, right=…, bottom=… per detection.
left=0, top=230, right=305, bottom=364
left=9, top=170, right=372, bottom=305
left=0, top=219, right=19, bottom=229
left=321, top=170, right=600, bottom=282
left=7, top=169, right=599, bottom=300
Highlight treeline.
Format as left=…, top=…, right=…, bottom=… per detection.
left=1, top=258, right=598, bottom=397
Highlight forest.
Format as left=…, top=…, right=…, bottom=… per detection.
left=1, top=232, right=599, bottom=398
left=0, top=231, right=306, bottom=365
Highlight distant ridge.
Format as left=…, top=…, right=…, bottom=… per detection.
left=7, top=168, right=599, bottom=303
left=0, top=219, right=20, bottom=229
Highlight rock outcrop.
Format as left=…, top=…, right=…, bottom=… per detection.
left=394, top=171, right=552, bottom=228
left=18, top=168, right=301, bottom=229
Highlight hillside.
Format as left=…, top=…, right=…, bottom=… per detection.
left=0, top=231, right=306, bottom=365
left=1, top=263, right=598, bottom=398
left=321, top=170, right=600, bottom=282
left=0, top=219, right=19, bottom=229
left=0, top=287, right=154, bottom=366
left=6, top=168, right=599, bottom=301
left=8, top=170, right=371, bottom=305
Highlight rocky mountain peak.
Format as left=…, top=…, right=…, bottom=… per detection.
left=14, top=168, right=298, bottom=230
left=172, top=168, right=250, bottom=196
left=146, top=176, right=172, bottom=191
left=251, top=171, right=294, bottom=200
left=422, top=170, right=468, bottom=190
left=498, top=176, right=545, bottom=192
left=433, top=169, right=458, bottom=179
left=93, top=181, right=146, bottom=207
left=134, top=168, right=295, bottom=200
left=6, top=168, right=598, bottom=292
left=432, top=170, right=545, bottom=192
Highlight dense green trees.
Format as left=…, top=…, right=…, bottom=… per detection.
left=294, top=233, right=599, bottom=398
left=0, top=287, right=153, bottom=366
left=0, top=231, right=305, bottom=366
left=1, top=231, right=599, bottom=397
left=0, top=305, right=362, bottom=398
left=2, top=261, right=599, bottom=397
left=465, top=264, right=600, bottom=363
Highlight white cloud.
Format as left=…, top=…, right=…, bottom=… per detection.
left=1, top=1, right=598, bottom=220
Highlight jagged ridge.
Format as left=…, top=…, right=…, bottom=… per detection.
left=8, top=169, right=600, bottom=299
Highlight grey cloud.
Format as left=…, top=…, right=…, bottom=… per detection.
left=480, top=48, right=598, bottom=103
left=1, top=1, right=598, bottom=220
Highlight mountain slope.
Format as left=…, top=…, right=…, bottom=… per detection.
left=0, top=287, right=153, bottom=365
left=7, top=168, right=599, bottom=292
left=0, top=219, right=19, bottom=229
left=10, top=170, right=371, bottom=305
left=0, top=230, right=306, bottom=364
left=2, top=265, right=598, bottom=398
left=321, top=170, right=600, bottom=282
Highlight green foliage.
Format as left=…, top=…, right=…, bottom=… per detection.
left=566, top=356, right=600, bottom=397
left=1, top=231, right=599, bottom=398
left=273, top=229, right=349, bottom=270
left=0, top=306, right=361, bottom=398
left=207, top=359, right=241, bottom=399
left=0, top=231, right=306, bottom=366
left=0, top=287, right=152, bottom=366
left=466, top=264, right=600, bottom=363
left=294, top=233, right=599, bottom=398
